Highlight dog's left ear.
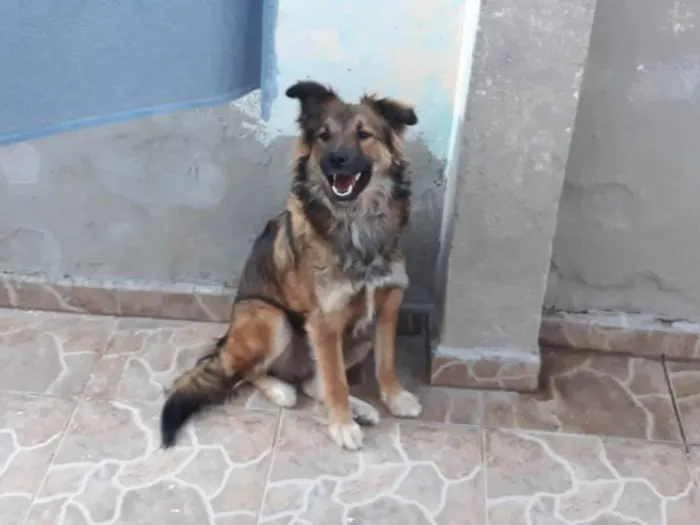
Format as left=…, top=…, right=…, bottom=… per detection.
left=286, top=80, right=338, bottom=134
left=363, top=96, right=418, bottom=134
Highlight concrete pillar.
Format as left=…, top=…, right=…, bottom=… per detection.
left=432, top=0, right=597, bottom=391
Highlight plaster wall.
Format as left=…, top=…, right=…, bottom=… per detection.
left=546, top=0, right=700, bottom=321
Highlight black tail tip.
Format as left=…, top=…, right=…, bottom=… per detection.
left=160, top=393, right=203, bottom=449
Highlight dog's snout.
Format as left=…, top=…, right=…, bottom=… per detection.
left=327, top=151, right=350, bottom=169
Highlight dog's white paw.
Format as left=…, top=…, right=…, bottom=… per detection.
left=349, top=396, right=381, bottom=427
left=265, top=382, right=298, bottom=408
left=328, top=420, right=364, bottom=450
left=254, top=378, right=298, bottom=408
left=383, top=389, right=422, bottom=418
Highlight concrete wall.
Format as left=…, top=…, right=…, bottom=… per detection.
left=0, top=0, right=467, bottom=308
left=432, top=0, right=596, bottom=390
left=0, top=96, right=291, bottom=288
left=546, top=0, right=700, bottom=321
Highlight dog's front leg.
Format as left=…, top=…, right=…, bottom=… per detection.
left=306, top=309, right=364, bottom=450
left=375, top=287, right=422, bottom=418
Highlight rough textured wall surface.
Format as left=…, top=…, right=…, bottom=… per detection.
left=546, top=0, right=700, bottom=321
left=0, top=98, right=288, bottom=288
left=434, top=0, right=594, bottom=364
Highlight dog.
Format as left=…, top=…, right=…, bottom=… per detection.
left=160, top=80, right=421, bottom=450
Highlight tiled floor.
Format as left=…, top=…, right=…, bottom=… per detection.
left=666, top=361, right=700, bottom=445
left=0, top=309, right=698, bottom=524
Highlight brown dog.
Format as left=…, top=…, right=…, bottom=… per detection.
left=160, top=80, right=421, bottom=450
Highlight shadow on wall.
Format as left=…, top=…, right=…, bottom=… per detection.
left=0, top=102, right=444, bottom=306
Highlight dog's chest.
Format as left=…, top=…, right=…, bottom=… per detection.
left=351, top=263, right=407, bottom=335
left=335, top=213, right=397, bottom=274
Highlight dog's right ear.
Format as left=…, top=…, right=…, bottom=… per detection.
left=285, top=81, right=338, bottom=134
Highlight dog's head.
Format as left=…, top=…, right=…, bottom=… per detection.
left=286, top=80, right=418, bottom=202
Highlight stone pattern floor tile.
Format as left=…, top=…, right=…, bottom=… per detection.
left=277, top=336, right=483, bottom=427
left=482, top=351, right=682, bottom=442
left=23, top=399, right=279, bottom=525
left=3, top=309, right=700, bottom=525
left=82, top=317, right=264, bottom=410
left=0, top=309, right=117, bottom=396
left=84, top=317, right=224, bottom=402
left=258, top=412, right=484, bottom=525
left=691, top=448, right=700, bottom=486
left=665, top=361, right=700, bottom=445
left=485, top=429, right=699, bottom=525
left=0, top=392, right=76, bottom=525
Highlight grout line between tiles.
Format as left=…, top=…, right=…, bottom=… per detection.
left=19, top=399, right=80, bottom=525
left=477, top=390, right=485, bottom=428
left=479, top=423, right=688, bottom=450
left=421, top=313, right=432, bottom=384
left=0, top=388, right=79, bottom=402
left=256, top=408, right=284, bottom=523
left=661, top=356, right=690, bottom=457
left=481, top=427, right=489, bottom=525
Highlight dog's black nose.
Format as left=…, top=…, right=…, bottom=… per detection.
left=327, top=151, right=350, bottom=169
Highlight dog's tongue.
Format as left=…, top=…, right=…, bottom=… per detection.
left=333, top=174, right=354, bottom=193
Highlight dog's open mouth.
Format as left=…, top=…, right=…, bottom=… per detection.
left=327, top=170, right=371, bottom=200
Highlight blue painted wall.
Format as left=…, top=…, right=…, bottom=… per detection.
left=0, top=0, right=263, bottom=143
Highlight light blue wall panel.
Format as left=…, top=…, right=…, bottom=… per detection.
left=0, top=0, right=263, bottom=143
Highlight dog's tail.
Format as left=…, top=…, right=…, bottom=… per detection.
left=160, top=332, right=246, bottom=448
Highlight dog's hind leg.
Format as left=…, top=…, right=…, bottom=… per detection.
left=160, top=300, right=292, bottom=448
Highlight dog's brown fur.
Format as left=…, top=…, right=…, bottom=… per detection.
left=160, top=80, right=420, bottom=450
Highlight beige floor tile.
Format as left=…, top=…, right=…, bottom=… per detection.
left=83, top=317, right=264, bottom=411
left=283, top=336, right=482, bottom=427
left=483, top=351, right=681, bottom=441
left=0, top=392, right=76, bottom=525
left=665, top=361, right=700, bottom=445
left=23, top=398, right=279, bottom=524
left=485, top=429, right=699, bottom=524
left=6, top=308, right=699, bottom=525
left=691, top=448, right=700, bottom=486
left=0, top=309, right=116, bottom=396
left=258, top=412, right=484, bottom=525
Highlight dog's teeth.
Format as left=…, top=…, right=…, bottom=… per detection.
left=332, top=184, right=353, bottom=197
left=354, top=173, right=362, bottom=181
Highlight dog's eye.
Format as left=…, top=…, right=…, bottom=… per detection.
left=318, top=129, right=331, bottom=142
left=357, top=129, right=372, bottom=140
